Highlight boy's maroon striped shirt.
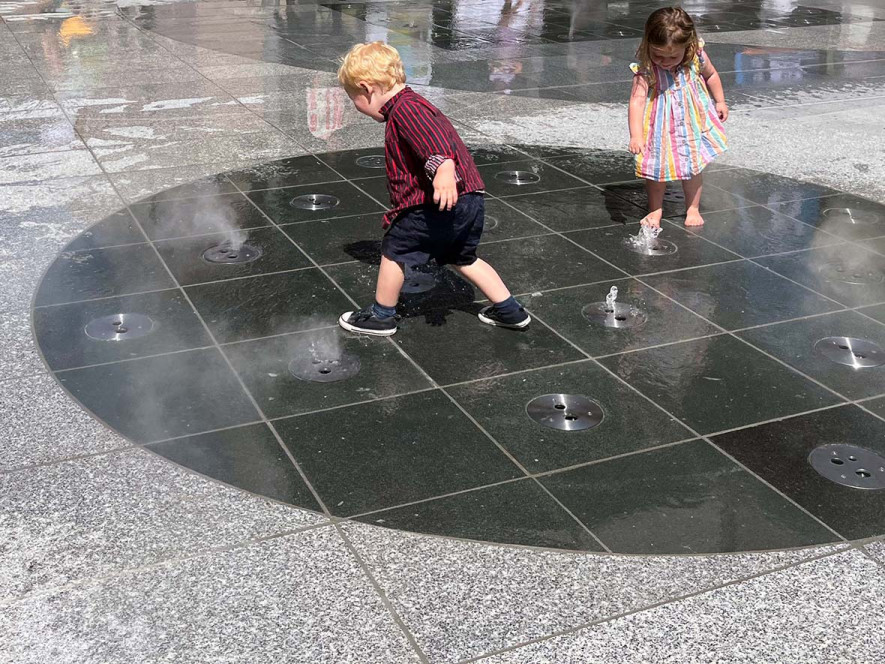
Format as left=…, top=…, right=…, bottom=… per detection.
left=379, top=87, right=484, bottom=229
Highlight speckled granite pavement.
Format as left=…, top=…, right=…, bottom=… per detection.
left=2, top=0, right=885, bottom=662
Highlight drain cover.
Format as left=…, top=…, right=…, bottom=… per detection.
left=290, top=194, right=341, bottom=210
left=202, top=242, right=262, bottom=264
left=625, top=238, right=678, bottom=256
left=401, top=266, right=437, bottom=294
left=484, top=215, right=499, bottom=231
left=495, top=170, right=540, bottom=185
left=582, top=301, right=648, bottom=329
left=525, top=394, right=604, bottom=431
left=289, top=352, right=361, bottom=383
left=85, top=313, right=155, bottom=341
left=808, top=444, right=885, bottom=490
left=818, top=262, right=884, bottom=285
left=355, top=155, right=386, bottom=169
left=814, top=337, right=884, bottom=368
left=822, top=207, right=882, bottom=226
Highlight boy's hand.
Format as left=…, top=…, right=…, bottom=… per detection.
left=628, top=137, right=646, bottom=155
left=433, top=160, right=458, bottom=211
left=716, top=101, right=729, bottom=122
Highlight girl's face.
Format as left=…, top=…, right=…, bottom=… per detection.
left=649, top=42, right=687, bottom=70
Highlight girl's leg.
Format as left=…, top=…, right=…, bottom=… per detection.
left=452, top=258, right=511, bottom=304
left=682, top=173, right=704, bottom=226
left=642, top=179, right=666, bottom=227
left=374, top=255, right=405, bottom=307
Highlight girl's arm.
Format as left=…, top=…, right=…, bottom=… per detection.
left=700, top=56, right=729, bottom=121
left=628, top=74, right=648, bottom=154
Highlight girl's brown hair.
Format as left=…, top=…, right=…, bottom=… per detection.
left=635, top=7, right=699, bottom=76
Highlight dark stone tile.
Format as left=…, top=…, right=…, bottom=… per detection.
left=357, top=479, right=603, bottom=551
left=448, top=361, right=691, bottom=473
left=737, top=311, right=885, bottom=400
left=465, top=144, right=529, bottom=166
left=712, top=405, right=885, bottom=540
left=863, top=396, right=885, bottom=418
left=325, top=261, right=477, bottom=316
left=281, top=213, right=380, bottom=266
left=540, top=439, right=837, bottom=554
left=224, top=154, right=341, bottom=191
left=394, top=305, right=584, bottom=384
left=225, top=327, right=432, bottom=418
left=130, top=192, right=271, bottom=241
left=57, top=348, right=259, bottom=443
left=604, top=180, right=748, bottom=218
left=859, top=303, right=885, bottom=324
left=643, top=261, right=841, bottom=330
left=499, top=187, right=645, bottom=232
left=349, top=176, right=390, bottom=207
left=134, top=173, right=237, bottom=202
left=35, top=244, right=175, bottom=307
left=63, top=211, right=145, bottom=251
left=147, top=423, right=322, bottom=510
left=481, top=197, right=548, bottom=241
left=690, top=205, right=843, bottom=258
left=598, top=335, right=844, bottom=435
left=247, top=180, right=386, bottom=225
left=770, top=194, right=885, bottom=242
left=313, top=148, right=388, bottom=180
left=154, top=226, right=311, bottom=286
left=566, top=223, right=740, bottom=276
left=755, top=245, right=885, bottom=308
left=870, top=236, right=885, bottom=257
left=704, top=168, right=840, bottom=206
left=546, top=81, right=625, bottom=103
left=525, top=279, right=719, bottom=357
left=546, top=150, right=640, bottom=185
left=477, top=159, right=586, bottom=197
left=275, top=390, right=522, bottom=516
left=477, top=234, right=623, bottom=293
left=185, top=269, right=353, bottom=343
left=34, top=289, right=211, bottom=371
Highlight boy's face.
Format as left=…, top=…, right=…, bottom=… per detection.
left=347, top=83, right=386, bottom=122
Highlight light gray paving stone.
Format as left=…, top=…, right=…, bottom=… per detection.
left=866, top=539, right=885, bottom=564
left=0, top=150, right=101, bottom=185
left=0, top=116, right=83, bottom=158
left=0, top=448, right=326, bottom=602
left=0, top=526, right=420, bottom=663
left=482, top=549, right=885, bottom=664
left=0, top=309, right=42, bottom=378
left=107, top=162, right=255, bottom=203
left=342, top=522, right=847, bottom=663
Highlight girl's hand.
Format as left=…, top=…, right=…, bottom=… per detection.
left=628, top=137, right=646, bottom=155
left=716, top=101, right=729, bottom=122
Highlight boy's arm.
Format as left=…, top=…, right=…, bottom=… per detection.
left=700, top=56, right=729, bottom=121
left=628, top=75, right=648, bottom=154
left=396, top=102, right=461, bottom=210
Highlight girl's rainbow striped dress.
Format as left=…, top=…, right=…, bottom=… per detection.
left=631, top=42, right=728, bottom=182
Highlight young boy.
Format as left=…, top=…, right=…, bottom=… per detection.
left=336, top=41, right=530, bottom=336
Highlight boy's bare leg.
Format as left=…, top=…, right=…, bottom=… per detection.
left=452, top=259, right=511, bottom=304
left=682, top=173, right=704, bottom=226
left=374, top=255, right=405, bottom=307
left=642, top=179, right=666, bottom=227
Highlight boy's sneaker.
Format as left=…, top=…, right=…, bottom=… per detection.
left=339, top=307, right=398, bottom=336
left=478, top=305, right=531, bottom=330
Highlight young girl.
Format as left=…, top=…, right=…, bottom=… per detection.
left=628, top=7, right=728, bottom=228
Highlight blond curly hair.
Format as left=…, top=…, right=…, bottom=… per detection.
left=338, top=42, right=406, bottom=93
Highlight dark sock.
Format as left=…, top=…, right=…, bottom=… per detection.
left=372, top=301, right=397, bottom=320
left=492, top=295, right=521, bottom=314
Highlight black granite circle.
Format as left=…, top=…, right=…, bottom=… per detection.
left=33, top=146, right=885, bottom=554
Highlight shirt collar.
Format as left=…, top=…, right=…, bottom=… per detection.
left=379, top=86, right=411, bottom=119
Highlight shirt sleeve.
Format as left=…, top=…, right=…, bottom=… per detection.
left=395, top=99, right=457, bottom=164
left=424, top=154, right=462, bottom=182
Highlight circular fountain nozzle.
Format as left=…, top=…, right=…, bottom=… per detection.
left=808, top=444, right=885, bottom=490
left=813, top=337, right=884, bottom=368
left=85, top=313, right=155, bottom=341
left=625, top=238, right=678, bottom=256
left=818, top=261, right=883, bottom=286
left=822, top=207, right=882, bottom=227
left=202, top=242, right=262, bottom=264
left=484, top=215, right=499, bottom=231
left=289, top=352, right=361, bottom=383
left=525, top=394, right=604, bottom=431
left=582, top=301, right=648, bottom=329
left=290, top=194, right=341, bottom=210
left=355, top=155, right=386, bottom=169
left=495, top=170, right=541, bottom=185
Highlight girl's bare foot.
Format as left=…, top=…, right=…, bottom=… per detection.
left=640, top=209, right=663, bottom=227
left=685, top=207, right=704, bottom=226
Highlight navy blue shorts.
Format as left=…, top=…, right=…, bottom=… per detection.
left=381, top=193, right=484, bottom=267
